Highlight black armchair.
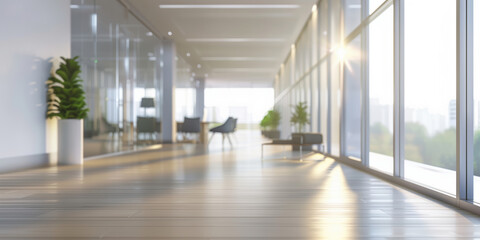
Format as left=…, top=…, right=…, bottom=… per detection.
left=181, top=117, right=201, bottom=133
left=208, top=117, right=237, bottom=146
left=179, top=117, right=201, bottom=142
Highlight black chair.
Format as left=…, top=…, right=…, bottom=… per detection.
left=209, top=117, right=237, bottom=146
left=182, top=117, right=201, bottom=133
left=180, top=117, right=201, bottom=142
left=137, top=117, right=157, bottom=141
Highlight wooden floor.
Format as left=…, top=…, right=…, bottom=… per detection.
left=1, top=130, right=480, bottom=239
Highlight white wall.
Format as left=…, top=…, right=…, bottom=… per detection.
left=0, top=0, right=70, bottom=160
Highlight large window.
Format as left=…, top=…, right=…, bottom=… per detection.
left=320, top=62, right=329, bottom=152
left=205, top=88, right=273, bottom=125
left=344, top=0, right=362, bottom=35
left=311, top=69, right=319, bottom=133
left=473, top=0, right=480, bottom=202
left=330, top=0, right=342, bottom=156
left=369, top=0, right=386, bottom=14
left=368, top=6, right=394, bottom=174
left=319, top=0, right=329, bottom=59
left=344, top=35, right=362, bottom=159
left=403, top=0, right=456, bottom=195
left=273, top=0, right=480, bottom=214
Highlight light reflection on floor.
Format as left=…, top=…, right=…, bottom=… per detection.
left=0, top=130, right=479, bottom=238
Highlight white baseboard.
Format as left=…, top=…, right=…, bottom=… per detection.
left=0, top=153, right=51, bottom=174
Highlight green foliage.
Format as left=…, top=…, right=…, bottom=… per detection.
left=370, top=123, right=393, bottom=156
left=372, top=122, right=458, bottom=171
left=404, top=122, right=429, bottom=163
left=47, top=56, right=89, bottom=119
left=260, top=109, right=281, bottom=130
left=472, top=130, right=480, bottom=176
left=290, top=102, right=309, bottom=132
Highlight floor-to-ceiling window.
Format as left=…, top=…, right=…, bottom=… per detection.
left=403, top=0, right=456, bottom=195
left=473, top=0, right=480, bottom=202
left=343, top=0, right=363, bottom=160
left=330, top=0, right=342, bottom=156
left=273, top=0, right=480, bottom=214
left=344, top=0, right=362, bottom=35
left=319, top=0, right=329, bottom=153
left=370, top=0, right=386, bottom=14
left=344, top=35, right=362, bottom=159
left=368, top=5, right=394, bottom=174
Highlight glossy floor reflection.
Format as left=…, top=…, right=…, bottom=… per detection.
left=84, top=133, right=160, bottom=158
left=0, top=130, right=479, bottom=238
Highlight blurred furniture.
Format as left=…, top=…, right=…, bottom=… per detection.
left=261, top=133, right=324, bottom=160
left=137, top=97, right=156, bottom=141
left=177, top=120, right=210, bottom=144
left=208, top=117, right=237, bottom=146
left=200, top=122, right=209, bottom=144
left=178, top=117, right=201, bottom=142
left=140, top=97, right=155, bottom=114
left=137, top=117, right=156, bottom=140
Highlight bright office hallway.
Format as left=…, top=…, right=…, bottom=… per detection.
left=4, top=0, right=480, bottom=238
left=0, top=131, right=479, bottom=239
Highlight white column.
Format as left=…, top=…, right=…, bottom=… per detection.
left=161, top=40, right=176, bottom=143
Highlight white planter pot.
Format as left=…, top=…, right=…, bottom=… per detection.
left=58, top=119, right=84, bottom=165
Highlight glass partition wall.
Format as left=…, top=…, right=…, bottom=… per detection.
left=72, top=0, right=174, bottom=157
left=274, top=0, right=480, bottom=207
left=175, top=55, right=197, bottom=122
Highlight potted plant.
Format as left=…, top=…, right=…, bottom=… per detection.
left=47, top=56, right=89, bottom=165
left=290, top=102, right=309, bottom=133
left=260, top=109, right=281, bottom=139
left=290, top=102, right=310, bottom=150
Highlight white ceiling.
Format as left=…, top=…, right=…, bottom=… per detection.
left=123, top=0, right=316, bottom=88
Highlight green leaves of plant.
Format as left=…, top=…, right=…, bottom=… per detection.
left=47, top=56, right=89, bottom=119
left=260, top=109, right=281, bottom=130
left=290, top=102, right=309, bottom=133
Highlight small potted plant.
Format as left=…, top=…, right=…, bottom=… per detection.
left=260, top=109, right=281, bottom=139
left=47, top=56, right=89, bottom=165
left=290, top=102, right=310, bottom=150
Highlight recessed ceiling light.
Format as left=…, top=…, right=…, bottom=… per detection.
left=197, top=64, right=202, bottom=69
left=159, top=4, right=300, bottom=9
left=167, top=31, right=173, bottom=36
left=186, top=52, right=191, bottom=57
left=311, top=4, right=317, bottom=12
left=146, top=32, right=153, bottom=36
left=185, top=38, right=285, bottom=43
left=192, top=72, right=196, bottom=76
